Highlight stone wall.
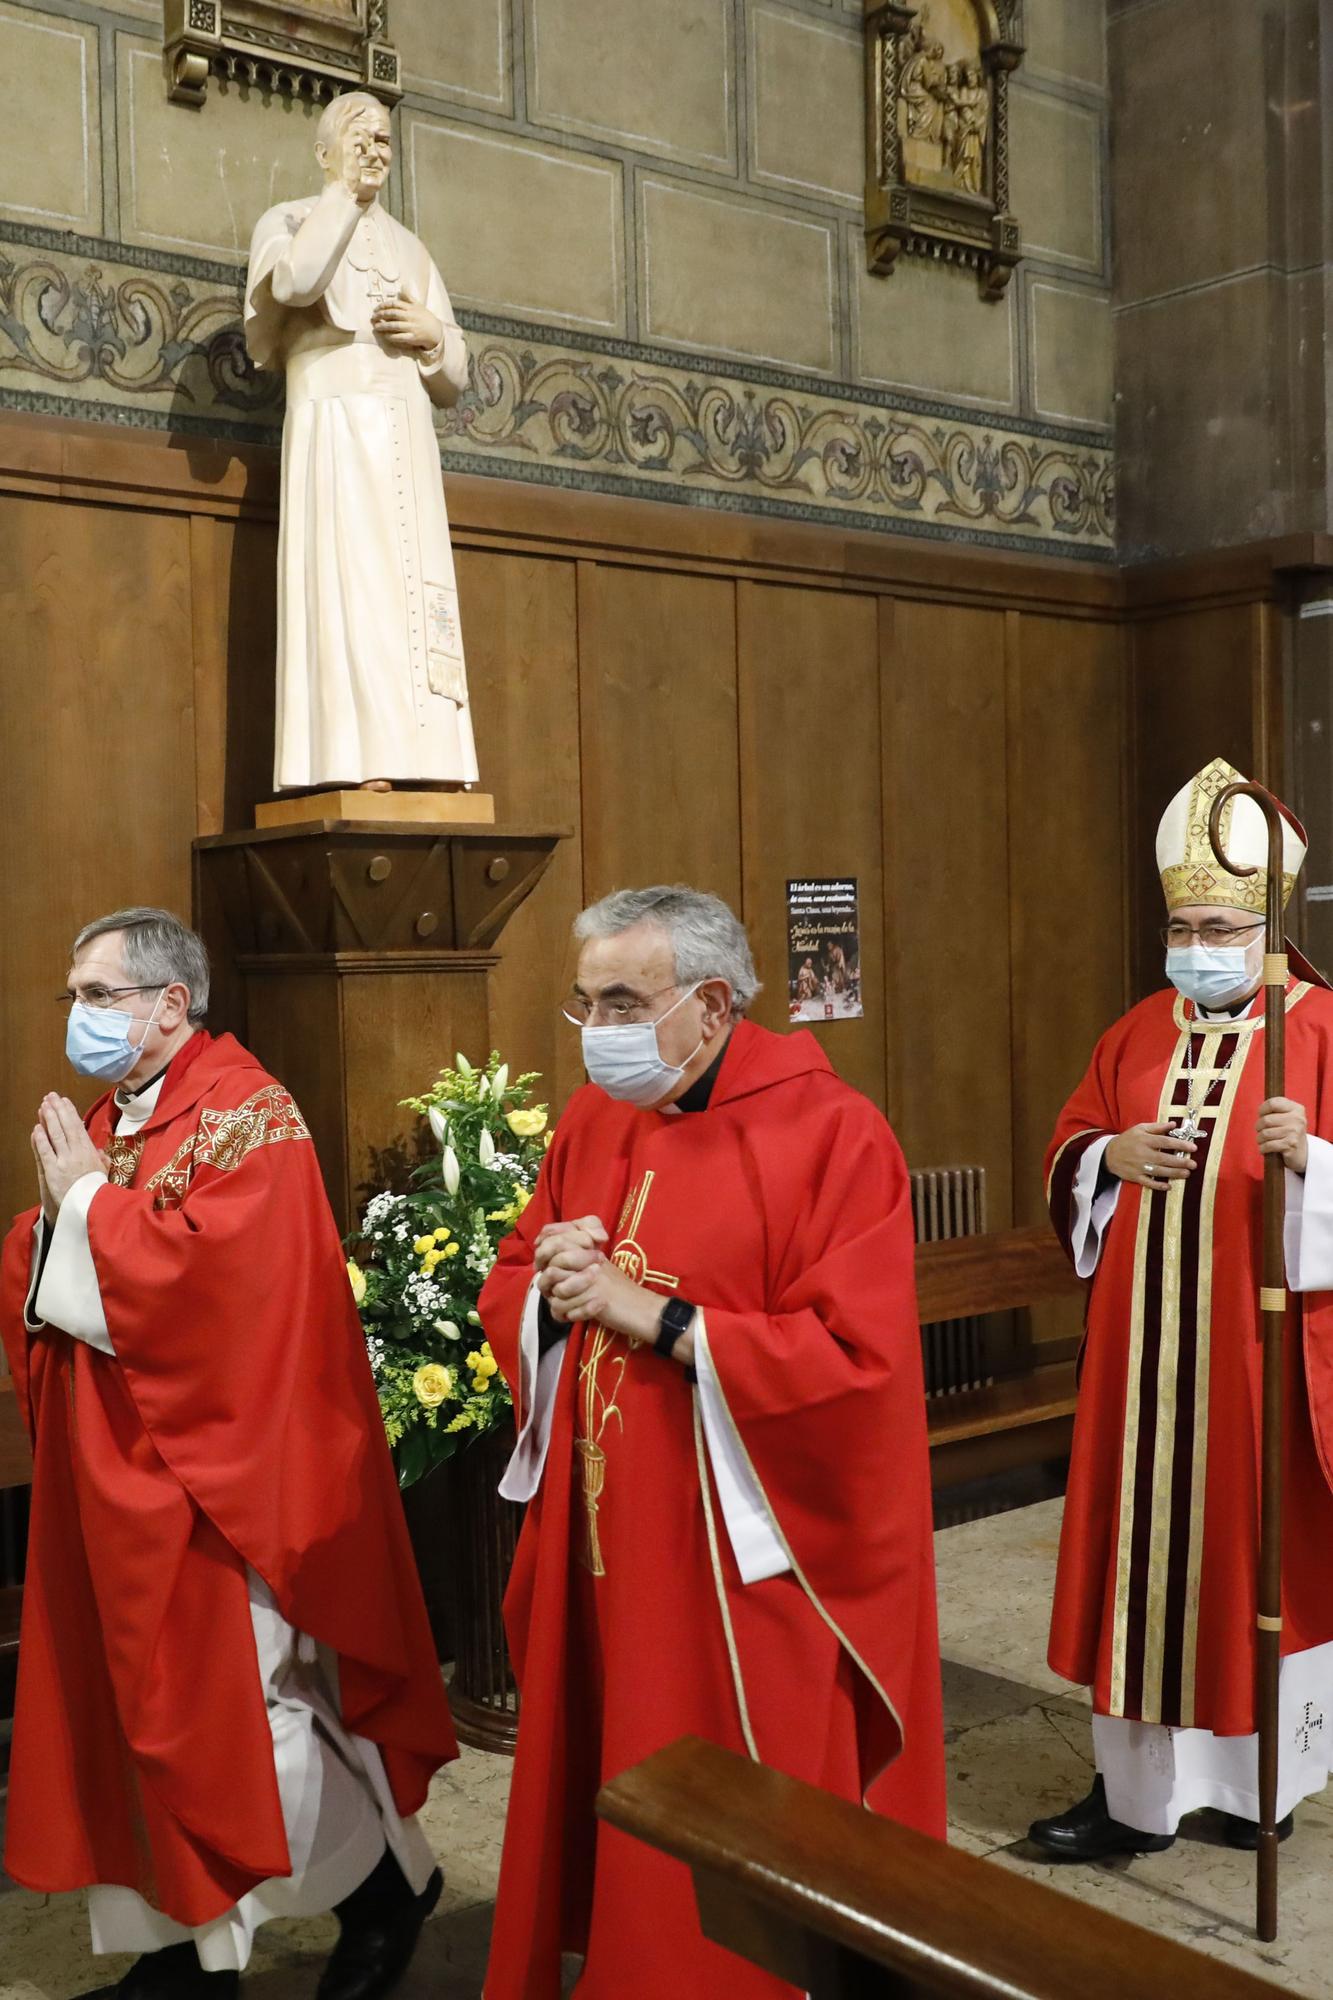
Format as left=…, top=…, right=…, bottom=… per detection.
left=0, top=0, right=1112, bottom=554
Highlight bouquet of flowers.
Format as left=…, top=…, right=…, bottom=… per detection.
left=347, top=1051, right=549, bottom=1487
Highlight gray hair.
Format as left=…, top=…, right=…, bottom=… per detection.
left=573, top=886, right=761, bottom=1016
left=317, top=90, right=387, bottom=149
left=72, top=908, right=211, bottom=1026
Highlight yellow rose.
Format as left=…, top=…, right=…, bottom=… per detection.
left=506, top=1108, right=548, bottom=1138
left=346, top=1259, right=367, bottom=1305
left=412, top=1363, right=452, bottom=1407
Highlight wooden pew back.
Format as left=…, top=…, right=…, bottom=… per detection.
left=599, top=1738, right=1284, bottom=2000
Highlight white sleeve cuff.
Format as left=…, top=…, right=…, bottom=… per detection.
left=497, top=1281, right=564, bottom=1502
left=35, top=1173, right=114, bottom=1354
left=694, top=1320, right=791, bottom=1586
left=1070, top=1135, right=1119, bottom=1279
left=1286, top=1134, right=1333, bottom=1292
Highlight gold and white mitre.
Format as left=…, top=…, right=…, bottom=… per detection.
left=1156, top=756, right=1306, bottom=914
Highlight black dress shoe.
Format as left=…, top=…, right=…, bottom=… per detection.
left=79, top=1942, right=239, bottom=1998
left=317, top=1849, right=444, bottom=2000
left=1028, top=1774, right=1176, bottom=1861
left=1221, top=1810, right=1295, bottom=1850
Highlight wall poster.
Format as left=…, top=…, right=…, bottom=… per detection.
left=787, top=879, right=863, bottom=1021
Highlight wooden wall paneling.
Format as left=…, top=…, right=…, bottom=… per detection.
left=190, top=512, right=278, bottom=837
left=880, top=596, right=1015, bottom=1225
left=577, top=562, right=742, bottom=909
left=341, top=965, right=493, bottom=1227
left=0, top=494, right=196, bottom=1223
left=1129, top=603, right=1264, bottom=996
left=736, top=581, right=885, bottom=1106
left=456, top=548, right=584, bottom=1109
left=244, top=970, right=348, bottom=1220
left=1006, top=612, right=1129, bottom=1350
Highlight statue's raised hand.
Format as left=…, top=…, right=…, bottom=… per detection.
left=340, top=128, right=388, bottom=205
left=372, top=292, right=444, bottom=354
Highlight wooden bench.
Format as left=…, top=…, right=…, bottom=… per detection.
left=915, top=1224, right=1084, bottom=1490
left=599, top=1737, right=1285, bottom=2000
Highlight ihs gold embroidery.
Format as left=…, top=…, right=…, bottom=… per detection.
left=576, top=1171, right=679, bottom=1577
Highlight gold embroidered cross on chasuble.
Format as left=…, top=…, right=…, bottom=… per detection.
left=575, top=1171, right=679, bottom=1577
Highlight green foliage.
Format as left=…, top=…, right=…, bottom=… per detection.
left=346, top=1052, right=549, bottom=1488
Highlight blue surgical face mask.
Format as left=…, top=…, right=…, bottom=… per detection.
left=1165, top=945, right=1256, bottom=1011
left=66, top=991, right=164, bottom=1083
left=581, top=984, right=703, bottom=1109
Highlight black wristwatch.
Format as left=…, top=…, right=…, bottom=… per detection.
left=655, top=1295, right=697, bottom=1359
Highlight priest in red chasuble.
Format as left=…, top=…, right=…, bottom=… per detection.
left=479, top=885, right=944, bottom=2000
left=0, top=909, right=457, bottom=2000
left=1032, top=760, right=1333, bottom=1862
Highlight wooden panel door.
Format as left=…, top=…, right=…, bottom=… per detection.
left=881, top=596, right=1014, bottom=1222
left=737, top=581, right=885, bottom=1105
left=457, top=548, right=584, bottom=1109
left=0, top=494, right=196, bottom=1222
left=577, top=564, right=741, bottom=910
left=1007, top=612, right=1129, bottom=1232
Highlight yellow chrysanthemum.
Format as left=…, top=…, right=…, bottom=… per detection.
left=471, top=1373, right=491, bottom=1393
left=346, top=1259, right=367, bottom=1305
left=412, top=1363, right=452, bottom=1408
left=443, top=1242, right=460, bottom=1257
left=412, top=1235, right=435, bottom=1256
left=433, top=1226, right=452, bottom=1243
left=506, top=1108, right=548, bottom=1138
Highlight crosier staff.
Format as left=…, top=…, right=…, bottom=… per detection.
left=1207, top=779, right=1288, bottom=1943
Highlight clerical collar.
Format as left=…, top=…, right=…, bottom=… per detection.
left=672, top=1035, right=731, bottom=1114
left=116, top=1061, right=172, bottom=1108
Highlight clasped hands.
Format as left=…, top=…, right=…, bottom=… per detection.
left=31, top=1095, right=108, bottom=1224
left=1106, top=1097, right=1309, bottom=1191
left=535, top=1216, right=693, bottom=1363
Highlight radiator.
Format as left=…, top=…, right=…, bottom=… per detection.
left=910, top=1165, right=991, bottom=1397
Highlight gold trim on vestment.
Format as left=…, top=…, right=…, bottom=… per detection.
left=1179, top=1021, right=1246, bottom=1725
left=693, top=1309, right=906, bottom=1803
left=1045, top=1126, right=1104, bottom=1205
left=693, top=1396, right=760, bottom=1761
left=1259, top=1286, right=1288, bottom=1313
left=1108, top=1006, right=1253, bottom=1724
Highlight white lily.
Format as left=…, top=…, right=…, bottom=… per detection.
left=456, top=1052, right=473, bottom=1077
left=477, top=1075, right=489, bottom=1099
left=433, top=1318, right=462, bottom=1342
left=478, top=1127, right=496, bottom=1167
left=467, top=1310, right=482, bottom=1326
left=443, top=1144, right=461, bottom=1195
left=492, top=1063, right=509, bottom=1098
left=428, top=1105, right=450, bottom=1147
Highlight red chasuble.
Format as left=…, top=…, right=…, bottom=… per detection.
left=479, top=1019, right=944, bottom=2000
left=0, top=1031, right=457, bottom=1925
left=1046, top=982, right=1333, bottom=1735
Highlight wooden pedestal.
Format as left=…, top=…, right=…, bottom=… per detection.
left=193, top=817, right=568, bottom=1231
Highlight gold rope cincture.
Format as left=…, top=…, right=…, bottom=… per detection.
left=693, top=1396, right=760, bottom=1763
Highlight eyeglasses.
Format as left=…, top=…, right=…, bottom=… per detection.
left=55, top=983, right=166, bottom=1011
left=562, top=984, right=680, bottom=1028
left=1160, top=921, right=1264, bottom=949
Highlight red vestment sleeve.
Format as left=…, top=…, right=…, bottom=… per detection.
left=83, top=1125, right=456, bottom=1807
left=693, top=1100, right=944, bottom=1834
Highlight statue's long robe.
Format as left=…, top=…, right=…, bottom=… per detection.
left=480, top=1020, right=944, bottom=2000
left=245, top=188, right=478, bottom=790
